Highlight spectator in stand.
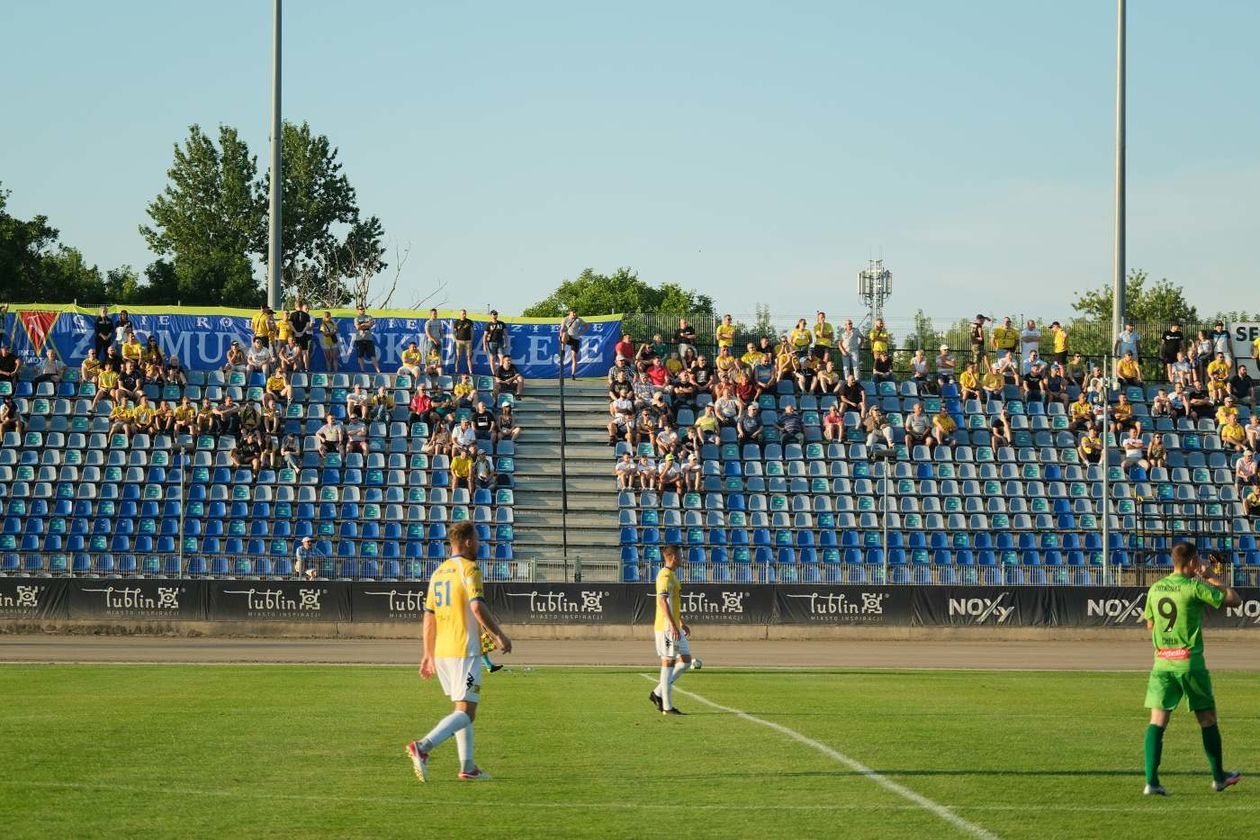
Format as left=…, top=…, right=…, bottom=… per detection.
left=665, top=352, right=685, bottom=376
left=793, top=354, right=817, bottom=394
left=1068, top=391, right=1094, bottom=432
left=263, top=369, right=292, bottom=410
left=450, top=446, right=473, bottom=491
left=354, top=305, right=381, bottom=373
left=451, top=417, right=477, bottom=457
left=560, top=308, right=587, bottom=380
left=650, top=333, right=669, bottom=366
left=422, top=421, right=452, bottom=457
left=868, top=319, right=891, bottom=360
left=152, top=399, right=174, bottom=435
left=689, top=404, right=720, bottom=450
left=935, top=345, right=956, bottom=390
left=231, top=431, right=262, bottom=475
left=1170, top=351, right=1195, bottom=388
left=731, top=368, right=756, bottom=404
left=1206, top=352, right=1232, bottom=402
left=91, top=362, right=118, bottom=410
left=812, top=312, right=834, bottom=360
left=715, top=314, right=737, bottom=356
left=776, top=403, right=804, bottom=445
left=423, top=341, right=443, bottom=379
left=633, top=410, right=657, bottom=452
left=749, top=353, right=774, bottom=399
left=261, top=401, right=282, bottom=438
left=452, top=374, right=477, bottom=410
left=346, top=383, right=370, bottom=420
left=1065, top=352, right=1087, bottom=387
left=672, top=369, right=698, bottom=408
left=31, top=348, right=66, bottom=386
left=1048, top=321, right=1068, bottom=368
left=1253, top=330, right=1260, bottom=368
left=315, top=414, right=345, bottom=462
left=0, top=394, right=21, bottom=436
left=1109, top=393, right=1135, bottom=437
left=252, top=304, right=276, bottom=347
left=496, top=404, right=520, bottom=442
left=408, top=385, right=433, bottom=426
left=837, top=372, right=866, bottom=417
left=1220, top=412, right=1247, bottom=454
left=194, top=398, right=216, bottom=435
left=246, top=337, right=273, bottom=377
left=647, top=391, right=673, bottom=425
left=238, top=400, right=262, bottom=438
left=450, top=308, right=475, bottom=375
left=968, top=314, right=989, bottom=369
left=822, top=404, right=844, bottom=442
left=958, top=362, right=981, bottom=404
left=1245, top=484, right=1260, bottom=518
left=482, top=310, right=507, bottom=375
left=933, top=406, right=958, bottom=448
left=987, top=409, right=1011, bottom=448
left=635, top=336, right=659, bottom=372
left=165, top=353, right=186, bottom=387
left=1114, top=322, right=1140, bottom=361
left=871, top=351, right=893, bottom=385
left=635, top=455, right=656, bottom=490
left=1019, top=319, right=1041, bottom=361
left=1121, top=423, right=1146, bottom=475
left=119, top=329, right=144, bottom=366
left=471, top=400, right=497, bottom=444
left=713, top=385, right=743, bottom=428
left=994, top=349, right=1021, bottom=388
left=1150, top=388, right=1172, bottom=419
left=371, top=386, right=395, bottom=423
left=773, top=344, right=796, bottom=386
left=839, top=319, right=861, bottom=379
left=692, top=355, right=714, bottom=396
left=472, top=447, right=496, bottom=492
left=908, top=349, right=930, bottom=392
left=904, top=402, right=933, bottom=453
left=608, top=392, right=636, bottom=446
left=657, top=453, right=684, bottom=493
left=1086, top=366, right=1107, bottom=405
left=615, top=452, right=636, bottom=490
left=399, top=341, right=424, bottom=380
left=980, top=364, right=1004, bottom=404
left=614, top=333, right=635, bottom=364
left=141, top=335, right=163, bottom=368
left=1191, top=329, right=1212, bottom=386
left=1145, top=432, right=1167, bottom=471
left=1210, top=321, right=1232, bottom=362
left=814, top=360, right=839, bottom=396
left=1246, top=414, right=1260, bottom=452
left=647, top=357, right=671, bottom=390
left=423, top=307, right=443, bottom=361
left=289, top=302, right=313, bottom=370
left=863, top=406, right=893, bottom=449
left=295, top=537, right=320, bottom=580
left=345, top=415, right=369, bottom=456
left=1228, top=364, right=1255, bottom=409
left=1116, top=350, right=1142, bottom=387
left=108, top=398, right=134, bottom=440
left=80, top=349, right=102, bottom=384
left=654, top=421, right=682, bottom=459
left=1044, top=363, right=1068, bottom=408
left=736, top=404, right=763, bottom=445
left=1022, top=351, right=1047, bottom=404
left=1078, top=427, right=1103, bottom=465
left=172, top=396, right=197, bottom=437
left=1160, top=322, right=1185, bottom=382
left=787, top=319, right=811, bottom=359
left=631, top=372, right=655, bottom=410
left=991, top=316, right=1018, bottom=361
left=674, top=318, right=697, bottom=360
left=319, top=310, right=340, bottom=372
left=1235, top=450, right=1258, bottom=493
left=681, top=452, right=702, bottom=492
left=114, top=360, right=144, bottom=404
left=276, top=337, right=301, bottom=374
left=92, top=306, right=115, bottom=360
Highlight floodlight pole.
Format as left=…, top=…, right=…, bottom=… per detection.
left=1101, top=357, right=1111, bottom=584
left=267, top=0, right=283, bottom=309
left=1111, top=0, right=1126, bottom=349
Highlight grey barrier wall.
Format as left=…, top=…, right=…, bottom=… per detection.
left=3, top=578, right=1260, bottom=629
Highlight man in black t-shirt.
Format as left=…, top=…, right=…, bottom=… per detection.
left=289, top=303, right=313, bottom=370
left=496, top=356, right=524, bottom=397
left=471, top=400, right=497, bottom=442
left=93, top=307, right=116, bottom=361
left=674, top=318, right=697, bottom=359
left=1160, top=322, right=1184, bottom=382
left=452, top=309, right=475, bottom=375
left=837, top=373, right=866, bottom=417
left=0, top=347, right=20, bottom=383
left=482, top=311, right=507, bottom=375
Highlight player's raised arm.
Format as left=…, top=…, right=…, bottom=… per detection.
left=1198, top=557, right=1241, bottom=608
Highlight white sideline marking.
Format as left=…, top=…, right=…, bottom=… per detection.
left=642, top=674, right=999, bottom=840
left=1, top=781, right=1251, bottom=814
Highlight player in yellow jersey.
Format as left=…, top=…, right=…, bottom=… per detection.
left=406, top=522, right=512, bottom=783
left=648, top=545, right=692, bottom=715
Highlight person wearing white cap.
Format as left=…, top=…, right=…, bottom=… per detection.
left=935, top=344, right=956, bottom=391
left=294, top=536, right=319, bottom=580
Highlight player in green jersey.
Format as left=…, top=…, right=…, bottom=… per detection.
left=1141, top=543, right=1242, bottom=796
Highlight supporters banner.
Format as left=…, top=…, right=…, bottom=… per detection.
left=911, top=587, right=1051, bottom=627
left=0, top=577, right=68, bottom=620
left=3, top=304, right=623, bottom=378
left=487, top=582, right=631, bottom=625
left=207, top=580, right=351, bottom=622
left=67, top=579, right=208, bottom=621
left=351, top=582, right=429, bottom=623
left=774, top=586, right=911, bottom=625
left=631, top=584, right=777, bottom=625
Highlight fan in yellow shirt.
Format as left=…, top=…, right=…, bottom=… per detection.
left=789, top=320, right=812, bottom=355
left=812, top=312, right=834, bottom=358
left=715, top=315, right=736, bottom=349
left=868, top=320, right=891, bottom=355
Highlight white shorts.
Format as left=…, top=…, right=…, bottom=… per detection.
left=654, top=630, right=690, bottom=661
left=435, top=656, right=482, bottom=703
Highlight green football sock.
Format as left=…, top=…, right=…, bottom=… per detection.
left=1201, top=724, right=1225, bottom=783
left=1144, top=724, right=1165, bottom=786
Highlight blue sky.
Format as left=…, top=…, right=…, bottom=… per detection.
left=2, top=1, right=1256, bottom=330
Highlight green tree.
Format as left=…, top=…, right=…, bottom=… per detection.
left=262, top=121, right=386, bottom=308
left=0, top=184, right=62, bottom=300
left=1071, top=269, right=1199, bottom=325
left=141, top=125, right=265, bottom=306
left=908, top=309, right=946, bottom=352
left=523, top=268, right=715, bottom=317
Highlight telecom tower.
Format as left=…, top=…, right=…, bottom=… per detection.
left=857, top=258, right=892, bottom=323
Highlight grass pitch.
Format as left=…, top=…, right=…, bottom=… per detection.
left=2, top=664, right=1256, bottom=839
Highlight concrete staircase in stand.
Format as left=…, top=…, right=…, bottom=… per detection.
left=510, top=379, right=620, bottom=580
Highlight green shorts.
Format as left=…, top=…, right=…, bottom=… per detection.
left=1145, top=669, right=1215, bottom=712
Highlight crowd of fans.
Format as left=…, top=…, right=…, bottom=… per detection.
left=606, top=313, right=1260, bottom=515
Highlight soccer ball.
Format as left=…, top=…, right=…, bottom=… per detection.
left=690, top=658, right=703, bottom=671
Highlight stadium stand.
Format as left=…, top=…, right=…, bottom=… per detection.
left=0, top=368, right=520, bottom=580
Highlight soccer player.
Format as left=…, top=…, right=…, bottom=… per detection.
left=1141, top=542, right=1242, bottom=796
left=406, top=522, right=512, bottom=782
left=648, top=544, right=691, bottom=716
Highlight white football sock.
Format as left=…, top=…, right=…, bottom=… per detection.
left=455, top=724, right=475, bottom=773
left=669, top=661, right=688, bottom=685
left=418, top=710, right=470, bottom=753
left=659, top=664, right=672, bottom=710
